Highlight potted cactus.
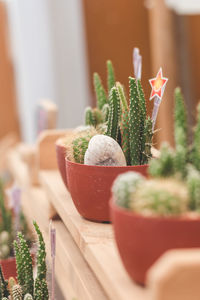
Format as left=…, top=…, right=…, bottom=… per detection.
left=65, top=59, right=154, bottom=222
left=0, top=182, right=32, bottom=279
left=0, top=221, right=49, bottom=299
left=110, top=87, right=200, bottom=284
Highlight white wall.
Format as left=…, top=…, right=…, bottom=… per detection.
left=5, top=0, right=90, bottom=142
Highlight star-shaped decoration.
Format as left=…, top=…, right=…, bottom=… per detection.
left=149, top=68, right=168, bottom=100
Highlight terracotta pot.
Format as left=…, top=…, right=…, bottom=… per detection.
left=55, top=138, right=68, bottom=188
left=110, top=198, right=200, bottom=284
left=66, top=158, right=148, bottom=222
left=0, top=257, right=17, bottom=279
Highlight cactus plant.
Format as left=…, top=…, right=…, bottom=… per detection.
left=0, top=265, right=9, bottom=298
left=106, top=87, right=121, bottom=140
left=187, top=165, right=200, bottom=211
left=93, top=73, right=108, bottom=110
left=112, top=172, right=145, bottom=208
left=24, top=294, right=33, bottom=300
left=190, top=103, right=200, bottom=171
left=12, top=284, right=23, bottom=300
left=107, top=60, right=116, bottom=92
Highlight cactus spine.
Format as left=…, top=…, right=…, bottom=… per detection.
left=106, top=87, right=121, bottom=140
left=129, top=77, right=141, bottom=165
left=33, top=221, right=48, bottom=300
left=93, top=73, right=108, bottom=110
left=107, top=60, right=115, bottom=92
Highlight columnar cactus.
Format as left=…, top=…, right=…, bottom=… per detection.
left=85, top=107, right=95, bottom=126
left=12, top=284, right=23, bottom=300
left=117, top=82, right=130, bottom=165
left=0, top=265, right=9, bottom=298
left=191, top=103, right=200, bottom=171
left=106, top=87, right=121, bottom=141
left=129, top=77, right=141, bottom=165
left=187, top=165, right=200, bottom=211
left=107, top=60, right=116, bottom=92
left=14, top=233, right=34, bottom=296
left=93, top=73, right=108, bottom=110
left=33, top=221, right=48, bottom=300
left=102, top=103, right=110, bottom=122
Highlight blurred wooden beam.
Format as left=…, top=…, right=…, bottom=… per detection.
left=148, top=0, right=178, bottom=147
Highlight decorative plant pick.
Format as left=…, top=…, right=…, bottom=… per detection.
left=6, top=183, right=21, bottom=232
left=149, top=68, right=168, bottom=130
left=133, top=47, right=142, bottom=80
left=50, top=220, right=56, bottom=300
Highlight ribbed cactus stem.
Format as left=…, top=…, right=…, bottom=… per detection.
left=174, top=87, right=187, bottom=149
left=142, top=117, right=153, bottom=164
left=85, top=107, right=95, bottom=126
left=187, top=166, right=200, bottom=211
left=34, top=278, right=48, bottom=300
left=102, top=103, right=110, bottom=123
left=191, top=103, right=200, bottom=171
left=24, top=294, right=33, bottom=300
left=107, top=60, right=116, bottom=92
left=17, top=233, right=34, bottom=296
left=116, top=82, right=130, bottom=165
left=129, top=77, right=141, bottom=165
left=93, top=73, right=108, bottom=110
left=106, top=87, right=120, bottom=141
left=73, top=135, right=93, bottom=164
left=0, top=265, right=9, bottom=298
left=93, top=108, right=103, bottom=125
left=137, top=79, right=147, bottom=162
left=14, top=240, right=24, bottom=289
left=12, top=284, right=22, bottom=300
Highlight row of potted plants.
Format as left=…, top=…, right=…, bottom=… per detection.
left=55, top=55, right=200, bottom=286
left=0, top=221, right=49, bottom=299
left=0, top=181, right=32, bottom=279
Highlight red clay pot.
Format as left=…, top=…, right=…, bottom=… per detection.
left=66, top=159, right=148, bottom=222
left=110, top=198, right=200, bottom=285
left=55, top=139, right=68, bottom=188
left=0, top=257, right=17, bottom=279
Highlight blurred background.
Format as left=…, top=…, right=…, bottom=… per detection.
left=0, top=0, right=200, bottom=147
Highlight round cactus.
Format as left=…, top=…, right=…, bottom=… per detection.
left=12, top=284, right=22, bottom=300
left=130, top=179, right=189, bottom=216
left=0, top=244, right=10, bottom=259
left=112, top=171, right=145, bottom=208
left=0, top=231, right=10, bottom=245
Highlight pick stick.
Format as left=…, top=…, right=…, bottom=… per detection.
left=133, top=47, right=142, bottom=80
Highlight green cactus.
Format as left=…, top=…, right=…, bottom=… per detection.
left=93, top=73, right=108, bottom=110
left=85, top=107, right=95, bottom=126
left=0, top=265, right=9, bottom=298
left=107, top=60, right=116, bottom=92
left=17, top=233, right=34, bottom=296
left=14, top=240, right=24, bottom=290
left=190, top=103, right=200, bottom=171
left=130, top=178, right=189, bottom=216
left=73, top=131, right=95, bottom=164
left=24, top=294, right=33, bottom=300
left=148, top=143, right=175, bottom=178
left=106, top=87, right=121, bottom=141
left=174, top=127, right=187, bottom=178
left=0, top=182, right=12, bottom=234
left=102, top=103, right=110, bottom=122
left=142, top=117, right=153, bottom=164
left=174, top=87, right=187, bottom=149
left=129, top=77, right=141, bottom=165
left=33, top=222, right=48, bottom=300
left=116, top=82, right=130, bottom=165
left=12, top=284, right=23, bottom=300
left=112, top=172, right=145, bottom=208
left=34, top=278, right=48, bottom=300
left=93, top=108, right=103, bottom=125
left=187, top=165, right=200, bottom=211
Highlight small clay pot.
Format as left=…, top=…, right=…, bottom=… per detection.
left=66, top=159, right=148, bottom=222
left=110, top=198, right=200, bottom=284
left=0, top=257, right=17, bottom=279
left=55, top=138, right=68, bottom=188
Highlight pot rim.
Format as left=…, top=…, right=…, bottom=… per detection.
left=65, top=157, right=149, bottom=170
left=110, top=196, right=200, bottom=222
left=0, top=256, right=16, bottom=263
